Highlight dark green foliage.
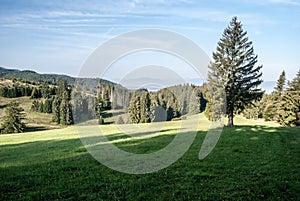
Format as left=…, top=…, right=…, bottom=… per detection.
left=242, top=93, right=268, bottom=119
left=1, top=101, right=26, bottom=134
left=128, top=89, right=152, bottom=123
left=30, top=88, right=42, bottom=99
left=0, top=85, right=33, bottom=98
left=94, top=94, right=105, bottom=124
left=278, top=70, right=300, bottom=126
left=166, top=84, right=206, bottom=116
left=51, top=78, right=73, bottom=125
left=156, top=88, right=180, bottom=121
left=128, top=86, right=202, bottom=123
left=31, top=98, right=53, bottom=114
left=264, top=71, right=286, bottom=122
left=207, top=17, right=263, bottom=126
left=140, top=91, right=151, bottom=123
left=128, top=91, right=142, bottom=123
left=43, top=98, right=53, bottom=113
left=204, top=79, right=226, bottom=122
left=40, top=82, right=51, bottom=98
left=274, top=70, right=286, bottom=95
left=52, top=96, right=61, bottom=124
left=102, top=85, right=112, bottom=110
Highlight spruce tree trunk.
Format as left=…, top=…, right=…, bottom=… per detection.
left=228, top=111, right=234, bottom=127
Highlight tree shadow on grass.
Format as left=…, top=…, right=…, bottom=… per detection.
left=24, top=125, right=60, bottom=132
left=0, top=103, right=8, bottom=109
left=0, top=125, right=299, bottom=200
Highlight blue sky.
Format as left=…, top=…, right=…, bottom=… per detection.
left=0, top=0, right=299, bottom=84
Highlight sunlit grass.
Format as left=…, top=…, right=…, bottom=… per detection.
left=0, top=114, right=299, bottom=200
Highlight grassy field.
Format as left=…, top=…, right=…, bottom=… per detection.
left=0, top=114, right=299, bottom=200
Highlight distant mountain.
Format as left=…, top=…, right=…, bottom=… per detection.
left=0, top=67, right=116, bottom=91
left=0, top=67, right=277, bottom=94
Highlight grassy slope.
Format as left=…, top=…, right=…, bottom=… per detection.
left=0, top=96, right=59, bottom=130
left=0, top=114, right=299, bottom=200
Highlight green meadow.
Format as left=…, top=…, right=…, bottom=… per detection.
left=0, top=114, right=299, bottom=200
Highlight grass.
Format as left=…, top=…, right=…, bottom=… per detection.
left=0, top=96, right=60, bottom=131
left=0, top=114, right=299, bottom=200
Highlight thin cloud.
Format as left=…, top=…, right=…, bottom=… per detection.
left=268, top=0, right=300, bottom=6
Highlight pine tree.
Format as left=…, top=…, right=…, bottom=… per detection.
left=41, top=82, right=51, bottom=98
left=43, top=98, right=53, bottom=113
left=1, top=101, right=26, bottom=134
left=94, top=94, right=104, bottom=124
left=30, top=88, right=41, bottom=99
left=140, top=91, right=151, bottom=123
left=278, top=70, right=300, bottom=126
left=128, top=92, right=141, bottom=123
left=52, top=78, right=73, bottom=125
left=52, top=96, right=60, bottom=124
left=264, top=70, right=286, bottom=121
left=207, top=16, right=263, bottom=126
left=243, top=93, right=268, bottom=119
left=102, top=85, right=111, bottom=110
left=274, top=71, right=286, bottom=97
left=189, top=87, right=202, bottom=114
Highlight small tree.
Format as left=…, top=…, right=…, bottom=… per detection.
left=1, top=101, right=26, bottom=134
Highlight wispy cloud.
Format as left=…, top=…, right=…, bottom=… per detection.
left=268, top=0, right=300, bottom=6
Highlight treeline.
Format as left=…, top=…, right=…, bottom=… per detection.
left=72, top=83, right=206, bottom=124
left=242, top=70, right=300, bottom=127
left=72, top=83, right=129, bottom=124
left=0, top=85, right=33, bottom=98
left=0, top=66, right=116, bottom=92
left=0, top=78, right=56, bottom=98
left=127, top=85, right=206, bottom=123
left=29, top=78, right=73, bottom=125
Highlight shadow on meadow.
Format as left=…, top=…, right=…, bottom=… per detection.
left=0, top=125, right=299, bottom=200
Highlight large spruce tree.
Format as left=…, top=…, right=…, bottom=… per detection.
left=207, top=17, right=263, bottom=126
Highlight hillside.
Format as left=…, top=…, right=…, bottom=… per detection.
left=0, top=66, right=116, bottom=92
left=0, top=96, right=60, bottom=131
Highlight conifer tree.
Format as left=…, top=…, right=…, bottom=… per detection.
left=128, top=91, right=141, bottom=123
left=140, top=91, right=151, bottom=123
left=264, top=70, right=286, bottom=121
left=52, top=78, right=73, bottom=125
left=278, top=70, right=300, bottom=126
left=1, top=101, right=26, bottom=134
left=207, top=16, right=263, bottom=126
left=52, top=96, right=61, bottom=124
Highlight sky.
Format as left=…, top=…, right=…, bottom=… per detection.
left=0, top=0, right=299, bottom=85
